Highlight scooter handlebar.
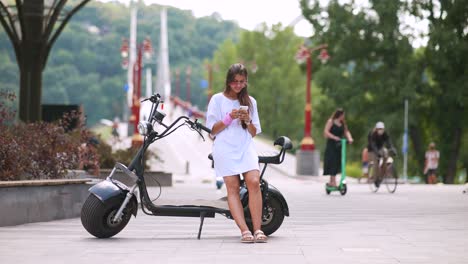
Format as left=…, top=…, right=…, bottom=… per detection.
left=187, top=119, right=211, bottom=134
left=195, top=121, right=211, bottom=134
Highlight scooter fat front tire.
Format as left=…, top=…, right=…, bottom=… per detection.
left=81, top=194, right=132, bottom=238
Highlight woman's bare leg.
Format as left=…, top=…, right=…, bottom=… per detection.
left=243, top=170, right=262, bottom=232
left=223, top=175, right=249, bottom=232
left=329, top=175, right=337, bottom=186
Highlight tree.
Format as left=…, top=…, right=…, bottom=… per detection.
left=300, top=0, right=467, bottom=182
left=300, top=0, right=417, bottom=162
left=0, top=0, right=91, bottom=122
left=409, top=0, right=468, bottom=183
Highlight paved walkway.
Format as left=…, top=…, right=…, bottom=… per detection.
left=1, top=167, right=467, bottom=264
left=2, top=102, right=467, bottom=263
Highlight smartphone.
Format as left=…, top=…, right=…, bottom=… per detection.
left=239, top=105, right=249, bottom=111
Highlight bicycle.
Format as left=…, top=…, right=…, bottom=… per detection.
left=368, top=148, right=398, bottom=193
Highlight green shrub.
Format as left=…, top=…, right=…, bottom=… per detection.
left=345, top=162, right=363, bottom=179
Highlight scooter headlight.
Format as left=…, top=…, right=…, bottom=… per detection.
left=137, top=121, right=153, bottom=136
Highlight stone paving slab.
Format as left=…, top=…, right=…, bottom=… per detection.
left=0, top=168, right=467, bottom=264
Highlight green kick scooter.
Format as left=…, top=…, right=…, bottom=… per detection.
left=325, top=138, right=348, bottom=195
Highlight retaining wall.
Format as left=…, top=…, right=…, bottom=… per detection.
left=0, top=179, right=91, bottom=227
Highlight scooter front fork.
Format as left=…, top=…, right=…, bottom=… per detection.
left=113, top=184, right=138, bottom=222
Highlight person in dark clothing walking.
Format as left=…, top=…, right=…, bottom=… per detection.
left=323, top=109, right=353, bottom=187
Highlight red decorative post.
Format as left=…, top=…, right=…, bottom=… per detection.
left=130, top=43, right=143, bottom=147
left=295, top=44, right=329, bottom=150
left=295, top=43, right=330, bottom=175
left=125, top=37, right=153, bottom=147
left=304, top=50, right=313, bottom=150
left=120, top=38, right=129, bottom=69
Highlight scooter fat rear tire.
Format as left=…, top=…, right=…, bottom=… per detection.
left=246, top=195, right=285, bottom=236
left=81, top=194, right=132, bottom=238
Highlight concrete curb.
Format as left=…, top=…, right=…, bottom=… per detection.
left=0, top=179, right=93, bottom=227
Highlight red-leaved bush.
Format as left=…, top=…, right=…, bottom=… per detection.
left=0, top=90, right=99, bottom=180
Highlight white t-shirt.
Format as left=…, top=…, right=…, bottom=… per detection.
left=206, top=93, right=262, bottom=177
left=425, top=150, right=440, bottom=169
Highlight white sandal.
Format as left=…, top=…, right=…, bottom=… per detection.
left=241, top=230, right=254, bottom=243
left=254, top=230, right=268, bottom=243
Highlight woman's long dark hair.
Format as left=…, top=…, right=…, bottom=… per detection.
left=224, top=63, right=252, bottom=129
left=329, top=108, right=349, bottom=133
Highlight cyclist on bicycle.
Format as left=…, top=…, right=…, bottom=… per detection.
left=367, top=121, right=396, bottom=186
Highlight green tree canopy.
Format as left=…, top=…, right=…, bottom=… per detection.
left=300, top=0, right=467, bottom=182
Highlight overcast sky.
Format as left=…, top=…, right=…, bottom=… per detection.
left=99, top=0, right=427, bottom=47
left=100, top=0, right=314, bottom=37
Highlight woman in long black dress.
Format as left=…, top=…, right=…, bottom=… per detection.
left=323, top=109, right=353, bottom=187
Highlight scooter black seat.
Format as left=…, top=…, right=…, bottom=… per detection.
left=258, top=151, right=281, bottom=164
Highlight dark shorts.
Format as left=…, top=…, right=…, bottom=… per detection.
left=426, top=168, right=437, bottom=175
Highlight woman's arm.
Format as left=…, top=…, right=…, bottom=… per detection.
left=323, top=119, right=339, bottom=140
left=211, top=121, right=228, bottom=135
left=246, top=122, right=257, bottom=137
left=345, top=129, right=354, bottom=144
left=239, top=109, right=256, bottom=137
left=211, top=109, right=238, bottom=135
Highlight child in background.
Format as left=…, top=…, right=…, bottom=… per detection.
left=424, top=142, right=440, bottom=184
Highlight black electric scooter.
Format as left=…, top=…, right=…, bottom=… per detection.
left=81, top=94, right=292, bottom=239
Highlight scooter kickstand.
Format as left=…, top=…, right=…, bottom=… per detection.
left=197, top=211, right=207, bottom=240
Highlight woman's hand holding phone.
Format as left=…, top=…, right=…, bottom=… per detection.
left=229, top=109, right=239, bottom=119
left=227, top=106, right=249, bottom=122
left=238, top=106, right=250, bottom=123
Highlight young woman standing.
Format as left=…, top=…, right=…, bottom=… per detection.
left=206, top=63, right=266, bottom=243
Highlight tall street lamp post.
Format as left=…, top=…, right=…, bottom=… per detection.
left=142, top=37, right=154, bottom=98
left=122, top=37, right=153, bottom=147
left=295, top=43, right=330, bottom=175
left=120, top=38, right=129, bottom=68
left=120, top=38, right=130, bottom=125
